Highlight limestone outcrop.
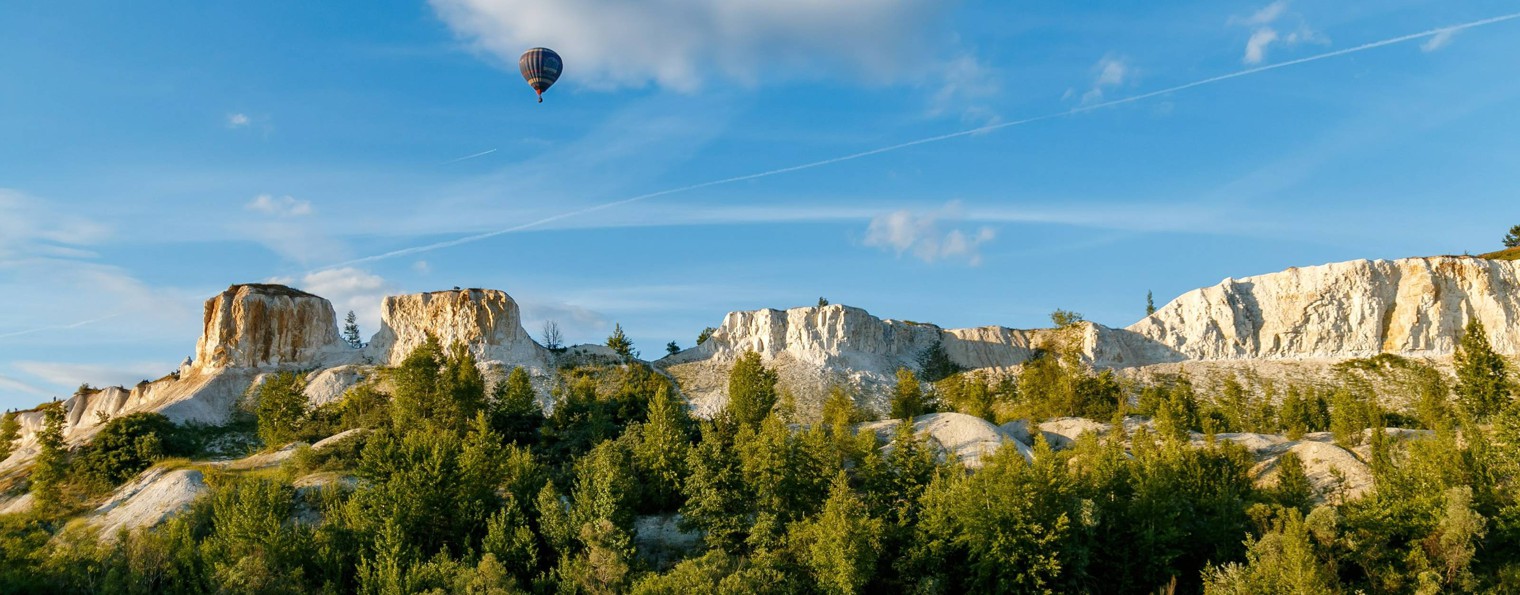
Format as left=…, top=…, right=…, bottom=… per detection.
left=1128, top=257, right=1520, bottom=361
left=195, top=284, right=345, bottom=370
left=366, top=289, right=551, bottom=373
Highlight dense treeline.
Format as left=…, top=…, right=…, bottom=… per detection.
left=0, top=322, right=1517, bottom=593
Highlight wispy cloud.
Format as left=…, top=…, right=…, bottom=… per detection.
left=227, top=113, right=251, bottom=128
left=412, top=260, right=432, bottom=274
left=1073, top=56, right=1132, bottom=105
left=326, top=11, right=1520, bottom=267
left=245, top=194, right=312, bottom=217
left=1422, top=28, right=1457, bottom=52
left=0, top=374, right=51, bottom=398
left=441, top=148, right=498, bottom=165
left=1231, top=1, right=1325, bottom=65
left=864, top=202, right=996, bottom=266
left=13, top=361, right=177, bottom=391
left=268, top=267, right=393, bottom=338
left=930, top=54, right=1001, bottom=125
left=0, top=189, right=111, bottom=261
left=430, top=0, right=953, bottom=91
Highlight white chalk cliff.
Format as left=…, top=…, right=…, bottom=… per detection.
left=195, top=284, right=345, bottom=370
left=365, top=288, right=552, bottom=375
left=1128, top=257, right=1520, bottom=361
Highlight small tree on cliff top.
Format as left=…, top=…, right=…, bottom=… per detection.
left=1504, top=225, right=1520, bottom=248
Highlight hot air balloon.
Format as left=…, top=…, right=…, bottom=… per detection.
left=519, top=47, right=563, bottom=103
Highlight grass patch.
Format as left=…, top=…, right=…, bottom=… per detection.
left=1480, top=247, right=1520, bottom=261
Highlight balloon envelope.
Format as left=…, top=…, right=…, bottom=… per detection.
left=519, top=47, right=563, bottom=102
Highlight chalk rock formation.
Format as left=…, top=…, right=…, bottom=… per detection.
left=88, top=467, right=208, bottom=541
left=659, top=304, right=1065, bottom=416
left=195, top=284, right=344, bottom=370
left=1128, top=257, right=1520, bottom=361
left=366, top=289, right=552, bottom=373
left=861, top=412, right=1033, bottom=468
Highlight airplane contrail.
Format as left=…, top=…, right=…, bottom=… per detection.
left=327, top=11, right=1520, bottom=271
left=440, top=148, right=498, bottom=165
left=0, top=313, right=122, bottom=340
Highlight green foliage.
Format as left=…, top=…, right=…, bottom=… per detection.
left=252, top=372, right=309, bottom=448
left=1279, top=386, right=1330, bottom=440
left=1050, top=309, right=1085, bottom=328
left=1271, top=451, right=1315, bottom=512
left=916, top=340, right=964, bottom=383
left=696, top=326, right=717, bottom=346
left=489, top=367, right=542, bottom=445
left=821, top=386, right=862, bottom=435
left=342, top=310, right=363, bottom=348
left=631, top=386, right=692, bottom=512
left=1505, top=224, right=1520, bottom=248
left=792, top=472, right=883, bottom=594
left=1203, top=507, right=1338, bottom=594
left=1329, top=387, right=1382, bottom=448
left=31, top=402, right=69, bottom=515
left=607, top=323, right=637, bottom=360
left=72, top=412, right=187, bottom=491
left=389, top=333, right=487, bottom=433
left=1454, top=320, right=1515, bottom=419
left=1146, top=290, right=1156, bottom=316
left=0, top=411, right=19, bottom=461
left=889, top=368, right=930, bottom=420
left=726, top=351, right=779, bottom=427
left=1016, top=347, right=1121, bottom=422
left=665, top=341, right=680, bottom=356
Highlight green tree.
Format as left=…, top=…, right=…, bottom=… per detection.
left=633, top=385, right=692, bottom=511
left=1050, top=309, right=1085, bottom=328
left=390, top=335, right=487, bottom=433
left=665, top=341, right=681, bottom=356
left=792, top=472, right=883, bottom=595
left=1203, top=508, right=1337, bottom=595
left=1146, top=291, right=1157, bottom=316
left=73, top=412, right=183, bottom=490
left=890, top=368, right=929, bottom=420
left=916, top=340, right=964, bottom=383
left=342, top=310, right=363, bottom=348
left=726, top=352, right=779, bottom=427
left=0, top=411, right=19, bottom=461
left=1453, top=319, right=1514, bottom=419
left=607, top=323, right=636, bottom=360
left=818, top=297, right=829, bottom=307
left=482, top=497, right=538, bottom=585
left=821, top=386, right=860, bottom=436
left=252, top=372, right=308, bottom=447
left=30, top=402, right=69, bottom=515
left=489, top=366, right=542, bottom=445
left=681, top=423, right=752, bottom=553
left=1272, top=451, right=1315, bottom=512
left=1505, top=224, right=1520, bottom=248
left=696, top=327, right=717, bottom=346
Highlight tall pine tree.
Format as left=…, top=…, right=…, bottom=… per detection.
left=1454, top=319, right=1514, bottom=419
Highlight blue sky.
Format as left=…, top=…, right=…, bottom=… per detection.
left=3, top=0, right=1519, bottom=409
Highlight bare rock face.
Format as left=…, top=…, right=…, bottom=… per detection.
left=658, top=304, right=1060, bottom=417
left=367, top=289, right=551, bottom=372
left=1129, top=257, right=1520, bottom=361
left=194, top=284, right=344, bottom=370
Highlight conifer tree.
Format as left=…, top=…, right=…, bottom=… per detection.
left=696, top=327, right=717, bottom=346
left=1505, top=224, right=1520, bottom=248
left=634, top=385, right=691, bottom=511
left=726, top=352, right=778, bottom=427
left=1453, top=319, right=1514, bottom=419
left=890, top=368, right=929, bottom=420
left=0, top=411, right=19, bottom=461
left=489, top=366, right=542, bottom=445
left=1146, top=291, right=1157, bottom=316
left=606, top=324, right=636, bottom=360
left=31, top=401, right=68, bottom=514
left=665, top=341, right=681, bottom=356
left=794, top=472, right=883, bottom=595
left=342, top=310, right=363, bottom=348
left=253, top=372, right=307, bottom=447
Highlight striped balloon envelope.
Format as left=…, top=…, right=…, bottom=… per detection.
left=518, top=47, right=563, bottom=103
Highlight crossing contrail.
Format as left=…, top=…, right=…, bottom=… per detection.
left=0, top=313, right=122, bottom=340
left=327, top=11, right=1520, bottom=270
left=440, top=148, right=498, bottom=165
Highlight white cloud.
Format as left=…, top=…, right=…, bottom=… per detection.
left=863, top=202, right=996, bottom=266
left=0, top=374, right=51, bottom=398
left=429, top=0, right=954, bottom=91
left=1422, top=28, right=1457, bottom=52
left=0, top=189, right=111, bottom=261
left=413, top=260, right=432, bottom=274
left=1078, top=56, right=1131, bottom=105
left=930, top=54, right=1001, bottom=124
left=14, top=361, right=179, bottom=392
left=1232, top=1, right=1324, bottom=65
left=227, top=113, right=251, bottom=128
left=245, top=194, right=312, bottom=217
left=268, top=267, right=393, bottom=341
